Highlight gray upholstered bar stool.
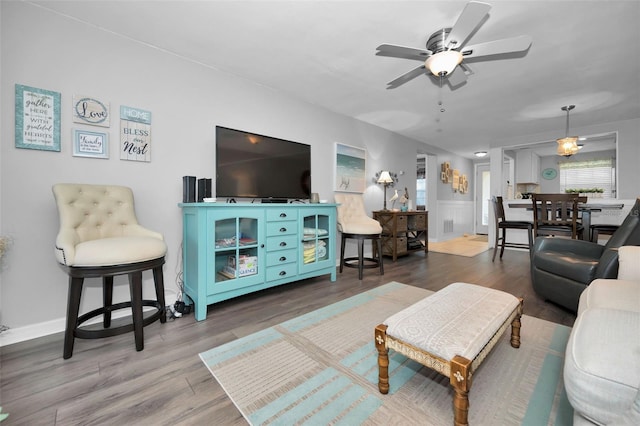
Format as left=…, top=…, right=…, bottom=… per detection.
left=334, top=193, right=384, bottom=280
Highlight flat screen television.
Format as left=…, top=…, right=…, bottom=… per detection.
left=215, top=126, right=311, bottom=201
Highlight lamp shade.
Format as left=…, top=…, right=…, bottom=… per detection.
left=377, top=170, right=393, bottom=184
left=425, top=51, right=463, bottom=76
left=557, top=105, right=579, bottom=157
left=557, top=137, right=579, bottom=157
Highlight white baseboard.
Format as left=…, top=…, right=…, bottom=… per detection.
left=0, top=288, right=179, bottom=347
left=0, top=317, right=66, bottom=347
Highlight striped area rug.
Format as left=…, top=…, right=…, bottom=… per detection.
left=200, top=282, right=573, bottom=425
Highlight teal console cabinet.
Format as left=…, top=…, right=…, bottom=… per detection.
left=179, top=203, right=337, bottom=320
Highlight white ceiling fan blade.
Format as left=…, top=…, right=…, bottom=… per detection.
left=460, top=62, right=474, bottom=76
left=461, top=35, right=532, bottom=58
left=386, top=64, right=427, bottom=89
left=444, top=1, right=491, bottom=49
left=376, top=43, right=432, bottom=61
left=445, top=66, right=468, bottom=88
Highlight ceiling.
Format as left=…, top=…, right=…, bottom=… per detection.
left=29, top=1, right=640, bottom=158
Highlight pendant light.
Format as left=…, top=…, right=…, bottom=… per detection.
left=557, top=105, right=579, bottom=157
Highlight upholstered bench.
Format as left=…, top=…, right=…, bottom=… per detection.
left=374, top=282, right=523, bottom=426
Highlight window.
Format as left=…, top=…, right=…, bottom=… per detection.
left=416, top=157, right=426, bottom=207
left=559, top=157, right=616, bottom=198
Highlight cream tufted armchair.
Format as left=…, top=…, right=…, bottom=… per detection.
left=53, top=183, right=167, bottom=359
left=334, top=193, right=383, bottom=280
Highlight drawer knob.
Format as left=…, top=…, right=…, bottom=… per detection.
left=279, top=213, right=287, bottom=218
left=279, top=241, right=287, bottom=247
left=279, top=271, right=287, bottom=276
left=280, top=227, right=287, bottom=232
left=279, top=256, right=287, bottom=262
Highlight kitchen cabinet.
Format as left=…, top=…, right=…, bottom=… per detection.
left=516, top=149, right=540, bottom=184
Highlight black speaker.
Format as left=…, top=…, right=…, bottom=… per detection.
left=182, top=176, right=196, bottom=203
left=197, top=178, right=212, bottom=202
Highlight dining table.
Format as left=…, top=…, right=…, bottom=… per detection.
left=507, top=200, right=625, bottom=241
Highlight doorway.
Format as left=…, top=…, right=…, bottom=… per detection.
left=475, top=163, right=490, bottom=234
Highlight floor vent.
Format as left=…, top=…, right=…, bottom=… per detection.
left=444, top=219, right=454, bottom=233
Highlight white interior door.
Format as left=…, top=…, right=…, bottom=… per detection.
left=475, top=163, right=490, bottom=234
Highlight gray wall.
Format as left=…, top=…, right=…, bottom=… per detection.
left=492, top=119, right=639, bottom=199
left=539, top=149, right=616, bottom=193
left=2, top=1, right=637, bottom=337
left=0, top=1, right=462, bottom=333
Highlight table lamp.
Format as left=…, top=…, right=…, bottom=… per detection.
left=377, top=171, right=394, bottom=210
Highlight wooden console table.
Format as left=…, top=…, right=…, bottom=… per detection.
left=373, top=210, right=428, bottom=261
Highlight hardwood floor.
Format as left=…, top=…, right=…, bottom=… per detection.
left=0, top=249, right=576, bottom=425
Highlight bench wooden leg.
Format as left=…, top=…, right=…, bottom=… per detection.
left=450, top=355, right=472, bottom=426
left=510, top=298, right=524, bottom=348
left=374, top=324, right=389, bottom=394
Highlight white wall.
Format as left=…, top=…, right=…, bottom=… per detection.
left=0, top=1, right=454, bottom=340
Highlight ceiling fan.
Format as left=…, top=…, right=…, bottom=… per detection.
left=376, top=1, right=532, bottom=89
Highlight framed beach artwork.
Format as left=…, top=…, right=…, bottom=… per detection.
left=334, top=142, right=366, bottom=193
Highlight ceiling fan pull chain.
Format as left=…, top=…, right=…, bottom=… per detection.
left=438, top=75, right=446, bottom=112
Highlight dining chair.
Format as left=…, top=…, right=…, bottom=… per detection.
left=531, top=193, right=584, bottom=239
left=590, top=224, right=620, bottom=243
left=491, top=196, right=534, bottom=261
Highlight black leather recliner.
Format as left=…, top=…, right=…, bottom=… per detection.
left=531, top=197, right=640, bottom=312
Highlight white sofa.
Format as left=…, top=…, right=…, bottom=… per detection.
left=564, top=246, right=640, bottom=425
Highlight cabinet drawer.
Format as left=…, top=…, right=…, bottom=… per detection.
left=383, top=237, right=407, bottom=255
left=393, top=215, right=408, bottom=232
left=408, top=214, right=426, bottom=230
left=266, top=221, right=296, bottom=236
left=266, top=235, right=299, bottom=251
left=266, top=248, right=297, bottom=265
left=266, top=263, right=298, bottom=282
left=266, top=209, right=296, bottom=222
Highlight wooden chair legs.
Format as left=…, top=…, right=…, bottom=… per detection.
left=339, top=233, right=383, bottom=280
left=62, top=258, right=166, bottom=359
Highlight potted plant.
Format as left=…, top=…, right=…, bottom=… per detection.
left=564, top=188, right=604, bottom=198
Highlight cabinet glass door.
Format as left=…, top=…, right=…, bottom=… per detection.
left=208, top=211, right=263, bottom=288
left=300, top=211, right=333, bottom=273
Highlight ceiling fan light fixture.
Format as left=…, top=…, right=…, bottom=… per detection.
left=556, top=105, right=579, bottom=157
left=425, top=50, right=463, bottom=76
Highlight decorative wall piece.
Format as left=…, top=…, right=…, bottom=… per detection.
left=73, top=95, right=110, bottom=127
left=440, top=161, right=469, bottom=193
left=15, top=84, right=61, bottom=152
left=440, top=162, right=452, bottom=183
left=120, top=105, right=151, bottom=162
left=459, top=174, right=469, bottom=193
left=452, top=169, right=460, bottom=191
left=73, top=128, right=109, bottom=159
left=334, top=142, right=366, bottom=193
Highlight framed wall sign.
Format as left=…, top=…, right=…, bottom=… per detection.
left=15, top=84, right=61, bottom=151
left=120, top=105, right=151, bottom=162
left=73, top=95, right=110, bottom=127
left=73, top=129, right=109, bottom=159
left=334, top=142, right=366, bottom=193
